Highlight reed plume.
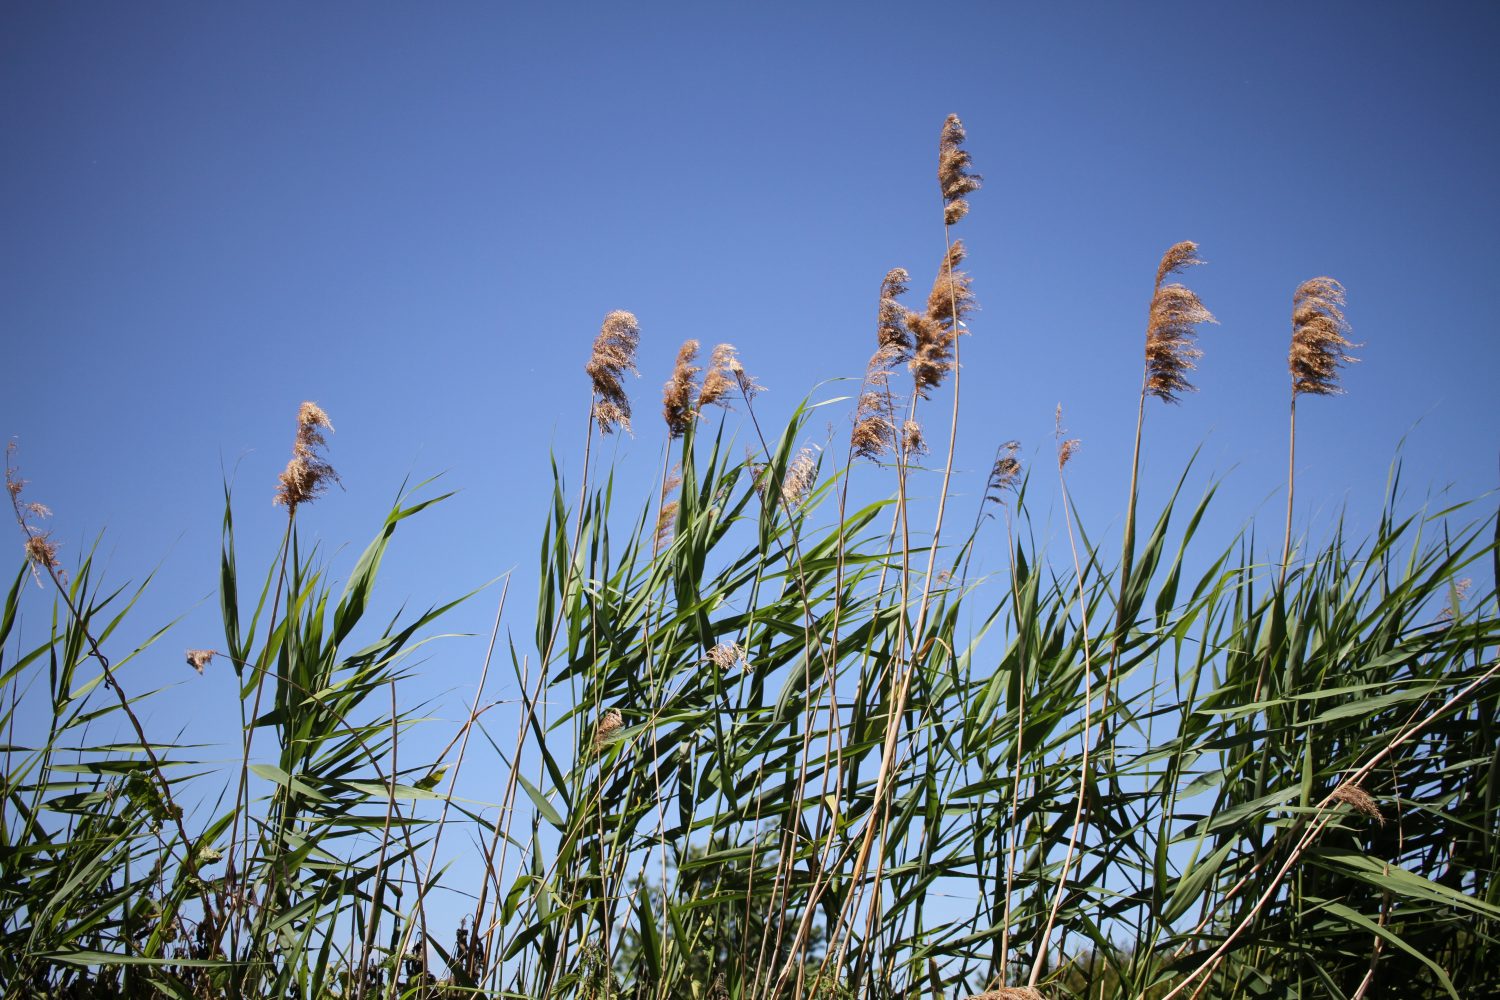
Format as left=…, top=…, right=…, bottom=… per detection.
left=274, top=402, right=338, bottom=509
left=938, top=113, right=982, bottom=226
left=706, top=641, right=746, bottom=672
left=8, top=460, right=61, bottom=574
left=851, top=269, right=914, bottom=460
left=781, top=447, right=818, bottom=507
left=1330, top=781, right=1384, bottom=826
left=585, top=310, right=641, bottom=434
left=185, top=649, right=216, bottom=675
left=983, top=440, right=1022, bottom=506
left=592, top=707, right=624, bottom=752
left=1289, top=277, right=1356, bottom=396
left=902, top=420, right=927, bottom=456
left=1282, top=277, right=1355, bottom=584
left=1144, top=242, right=1216, bottom=403
left=654, top=469, right=681, bottom=549
left=662, top=340, right=702, bottom=438
left=909, top=241, right=975, bottom=397
left=698, top=343, right=759, bottom=409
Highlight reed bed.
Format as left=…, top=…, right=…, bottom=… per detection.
left=2, top=116, right=1497, bottom=1000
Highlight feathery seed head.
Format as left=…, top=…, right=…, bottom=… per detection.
left=592, top=707, right=624, bottom=752
left=275, top=402, right=339, bottom=509
left=877, top=268, right=914, bottom=355
left=965, top=990, right=1044, bottom=1000
left=781, top=448, right=818, bottom=507
left=24, top=533, right=59, bottom=571
left=654, top=469, right=682, bottom=549
left=985, top=440, right=1023, bottom=504
left=662, top=339, right=702, bottom=438
left=706, top=641, right=747, bottom=672
left=907, top=241, right=975, bottom=397
left=1144, top=244, right=1217, bottom=404
left=698, top=343, right=755, bottom=410
left=586, top=310, right=641, bottom=434
left=902, top=419, right=927, bottom=456
left=851, top=390, right=897, bottom=461
left=185, top=649, right=216, bottom=674
left=1330, top=781, right=1384, bottom=826
left=1289, top=277, right=1357, bottom=396
left=938, top=114, right=982, bottom=223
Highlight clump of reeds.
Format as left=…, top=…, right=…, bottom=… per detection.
left=939, top=113, right=982, bottom=226
left=1144, top=242, right=1217, bottom=403
left=275, top=402, right=339, bottom=508
left=585, top=310, right=641, bottom=434
left=662, top=340, right=702, bottom=438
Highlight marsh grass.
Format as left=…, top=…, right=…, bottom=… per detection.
left=2, top=116, right=1497, bottom=1000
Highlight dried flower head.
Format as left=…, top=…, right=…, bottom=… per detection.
left=1144, top=242, right=1217, bottom=403
left=25, top=533, right=59, bottom=571
left=699, top=343, right=759, bottom=409
left=709, top=972, right=730, bottom=1000
left=275, top=402, right=339, bottom=508
left=909, top=241, right=975, bottom=397
left=662, top=339, right=702, bottom=438
left=655, top=469, right=682, bottom=550
left=851, top=390, right=897, bottom=461
left=985, top=440, right=1023, bottom=504
left=1289, top=277, right=1357, bottom=396
left=877, top=268, right=913, bottom=355
left=964, top=989, right=1044, bottom=1000
left=592, top=707, right=624, bottom=752
left=902, top=420, right=927, bottom=456
left=1055, top=405, right=1080, bottom=470
left=585, top=310, right=641, bottom=434
left=185, top=649, right=216, bottom=674
left=938, top=114, right=981, bottom=226
left=706, top=641, right=746, bottom=672
left=1330, top=781, right=1384, bottom=826
left=1439, top=577, right=1474, bottom=621
left=781, top=448, right=818, bottom=508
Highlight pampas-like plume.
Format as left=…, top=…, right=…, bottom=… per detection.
left=662, top=339, right=701, bottom=437
left=877, top=267, right=913, bottom=354
left=851, top=389, right=897, bottom=461
left=275, top=402, right=339, bottom=508
left=965, top=990, right=1044, bottom=1000
left=592, top=707, right=624, bottom=752
left=1330, top=781, right=1384, bottom=826
left=1289, top=277, right=1357, bottom=396
left=938, top=114, right=982, bottom=226
left=851, top=269, right=915, bottom=460
left=585, top=310, right=641, bottom=434
left=781, top=448, right=818, bottom=507
left=984, top=440, right=1023, bottom=504
left=706, top=641, right=746, bottom=672
left=902, top=419, right=927, bottom=456
left=185, top=649, right=216, bottom=674
left=698, top=343, right=760, bottom=409
left=654, top=469, right=682, bottom=549
left=909, top=241, right=975, bottom=397
left=1144, top=242, right=1217, bottom=403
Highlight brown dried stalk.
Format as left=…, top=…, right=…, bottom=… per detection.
left=585, top=310, right=641, bottom=434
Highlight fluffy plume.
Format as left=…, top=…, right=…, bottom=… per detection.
left=781, top=448, right=818, bottom=507
left=852, top=269, right=916, bottom=461
left=185, top=649, right=216, bottom=675
left=877, top=268, right=913, bottom=354
left=698, top=343, right=760, bottom=409
left=902, top=420, right=927, bottom=456
left=984, top=440, right=1023, bottom=504
left=662, top=339, right=701, bottom=437
left=964, top=990, right=1044, bottom=1000
left=1055, top=405, right=1080, bottom=470
left=275, top=402, right=339, bottom=508
left=6, top=446, right=61, bottom=578
left=706, top=641, right=746, bottom=672
left=851, top=389, right=897, bottom=461
left=592, top=707, right=624, bottom=752
left=1289, top=278, right=1357, bottom=396
left=938, top=114, right=981, bottom=226
left=909, top=241, right=975, bottom=397
left=1330, top=781, right=1384, bottom=826
left=1144, top=242, right=1217, bottom=403
left=655, top=469, right=681, bottom=549
left=586, top=310, right=641, bottom=434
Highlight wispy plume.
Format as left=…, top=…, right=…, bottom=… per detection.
left=909, top=241, right=975, bottom=397
left=902, top=420, right=927, bottom=457
left=1289, top=278, right=1357, bottom=396
left=275, top=402, right=339, bottom=509
left=654, top=468, right=682, bottom=549
left=591, top=707, right=624, bottom=753
left=585, top=310, right=641, bottom=434
left=984, top=440, right=1023, bottom=505
left=6, top=447, right=61, bottom=578
left=1330, top=780, right=1384, bottom=826
left=1055, top=405, right=1080, bottom=470
left=1144, top=242, right=1217, bottom=403
left=938, top=114, right=982, bottom=226
left=662, top=339, right=702, bottom=438
left=852, top=269, right=913, bottom=460
left=698, top=344, right=760, bottom=409
left=781, top=448, right=818, bottom=508
left=185, top=649, right=216, bottom=675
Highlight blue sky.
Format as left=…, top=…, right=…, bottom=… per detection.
left=4, top=0, right=1499, bottom=951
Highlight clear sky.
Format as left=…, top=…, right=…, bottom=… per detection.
left=3, top=0, right=1499, bottom=941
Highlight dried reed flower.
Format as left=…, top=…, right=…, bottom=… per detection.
left=699, top=343, right=759, bottom=409
left=902, top=420, right=927, bottom=456
left=709, top=972, right=729, bottom=1000
left=1330, top=781, right=1384, bottom=826
left=909, top=241, right=975, bottom=397
left=662, top=339, right=702, bottom=438
left=938, top=114, right=981, bottom=226
left=1055, top=405, right=1080, bottom=470
left=877, top=268, right=913, bottom=354
left=851, top=390, right=897, bottom=461
left=1289, top=277, right=1357, bottom=396
left=275, top=402, right=339, bottom=508
left=1439, top=577, right=1473, bottom=621
left=707, top=641, right=746, bottom=672
left=655, top=469, right=682, bottom=549
left=24, top=533, right=59, bottom=571
left=1144, top=242, right=1216, bottom=403
left=965, top=989, right=1044, bottom=1000
left=585, top=310, right=641, bottom=434
left=984, top=440, right=1023, bottom=504
left=781, top=448, right=818, bottom=507
left=185, top=649, right=216, bottom=674
left=592, top=707, right=624, bottom=752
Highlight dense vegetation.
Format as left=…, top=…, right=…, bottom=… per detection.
left=3, top=116, right=1496, bottom=999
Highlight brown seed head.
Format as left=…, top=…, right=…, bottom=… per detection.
left=706, top=641, right=746, bottom=672
left=585, top=310, right=641, bottom=434
left=902, top=419, right=927, bottom=457
left=654, top=469, right=682, bottom=549
left=275, top=402, right=339, bottom=508
left=938, top=114, right=982, bottom=221
left=985, top=440, right=1023, bottom=504
left=851, top=389, right=897, bottom=461
left=908, top=242, right=976, bottom=397
left=185, top=649, right=216, bottom=674
left=965, top=990, right=1044, bottom=1000
left=1330, top=781, right=1384, bottom=826
left=698, top=343, right=739, bottom=410
left=662, top=339, right=701, bottom=438
left=877, top=268, right=913, bottom=355
left=592, top=707, right=624, bottom=752
left=781, top=448, right=818, bottom=508
left=1144, top=244, right=1216, bottom=404
left=1289, top=277, right=1357, bottom=396
left=25, top=533, right=60, bottom=571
